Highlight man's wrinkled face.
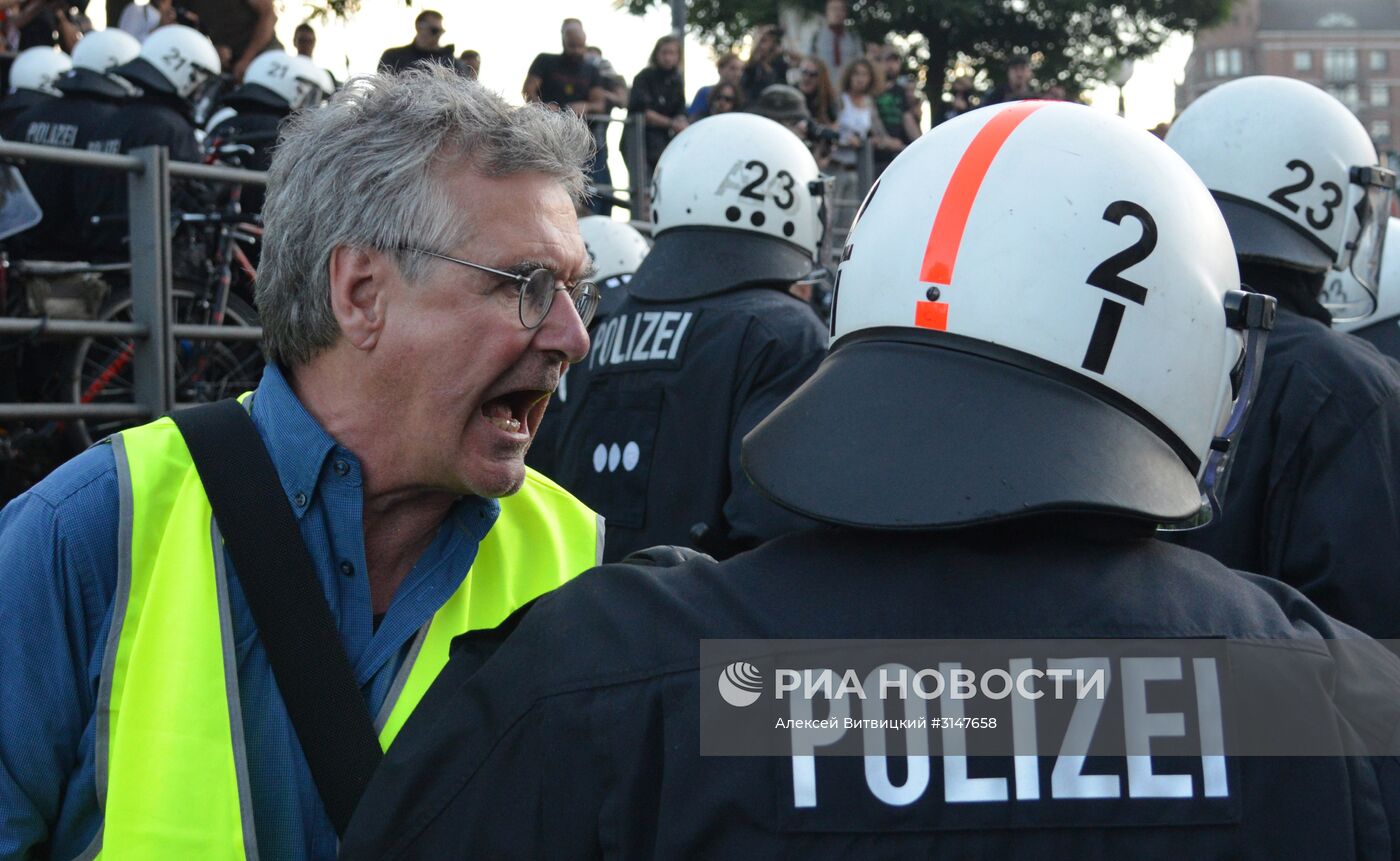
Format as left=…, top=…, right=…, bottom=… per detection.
left=378, top=170, right=591, bottom=499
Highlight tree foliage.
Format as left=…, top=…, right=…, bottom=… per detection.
left=620, top=0, right=1228, bottom=98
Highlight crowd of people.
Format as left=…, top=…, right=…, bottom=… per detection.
left=5, top=4, right=1400, bottom=861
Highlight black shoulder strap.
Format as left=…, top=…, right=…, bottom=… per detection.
left=171, top=398, right=382, bottom=836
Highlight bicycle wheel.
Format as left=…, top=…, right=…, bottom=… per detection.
left=66, top=288, right=264, bottom=448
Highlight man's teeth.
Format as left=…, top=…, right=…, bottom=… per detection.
left=486, top=414, right=522, bottom=433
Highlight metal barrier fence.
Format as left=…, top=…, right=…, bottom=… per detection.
left=0, top=140, right=264, bottom=422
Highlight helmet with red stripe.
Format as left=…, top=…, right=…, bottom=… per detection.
left=743, top=101, right=1275, bottom=530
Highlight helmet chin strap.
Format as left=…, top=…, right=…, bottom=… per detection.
left=1162, top=290, right=1277, bottom=532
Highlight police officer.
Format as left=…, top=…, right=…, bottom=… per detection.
left=531, top=112, right=829, bottom=560
left=1332, top=217, right=1400, bottom=360
left=1165, top=76, right=1400, bottom=640
left=204, top=51, right=330, bottom=215
left=0, top=47, right=71, bottom=130
left=528, top=214, right=649, bottom=478
left=341, top=102, right=1400, bottom=860
left=79, top=24, right=220, bottom=261
left=7, top=30, right=141, bottom=261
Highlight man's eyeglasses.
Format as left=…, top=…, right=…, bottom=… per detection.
left=400, top=247, right=600, bottom=329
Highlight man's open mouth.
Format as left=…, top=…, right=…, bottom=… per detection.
left=480, top=388, right=553, bottom=436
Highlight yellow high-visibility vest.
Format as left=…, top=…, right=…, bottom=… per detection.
left=84, top=412, right=600, bottom=858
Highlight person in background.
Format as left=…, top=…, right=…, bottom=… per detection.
left=795, top=55, right=837, bottom=129
left=832, top=58, right=895, bottom=227
left=808, top=0, right=861, bottom=81
left=583, top=44, right=626, bottom=216
left=116, top=0, right=171, bottom=42
left=6, top=29, right=139, bottom=261
left=523, top=18, right=604, bottom=118
left=696, top=80, right=739, bottom=119
left=77, top=25, right=217, bottom=260
left=623, top=34, right=686, bottom=188
left=459, top=49, right=479, bottom=79
left=10, top=0, right=81, bottom=52
left=937, top=74, right=977, bottom=124
left=179, top=0, right=278, bottom=83
left=874, top=45, right=921, bottom=174
left=293, top=21, right=339, bottom=90
left=983, top=53, right=1035, bottom=105
left=1044, top=81, right=1072, bottom=101
left=739, top=25, right=787, bottom=105
left=0, top=45, right=68, bottom=129
left=687, top=52, right=741, bottom=120
left=378, top=9, right=462, bottom=75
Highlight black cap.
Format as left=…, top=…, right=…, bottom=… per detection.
left=742, top=329, right=1203, bottom=530
left=625, top=226, right=816, bottom=301
left=748, top=84, right=809, bottom=125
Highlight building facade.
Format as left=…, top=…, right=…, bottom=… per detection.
left=1178, top=0, right=1400, bottom=153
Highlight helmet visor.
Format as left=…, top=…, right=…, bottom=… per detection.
left=1162, top=290, right=1276, bottom=531
left=1334, top=165, right=1396, bottom=320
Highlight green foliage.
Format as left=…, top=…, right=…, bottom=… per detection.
left=620, top=0, right=1229, bottom=94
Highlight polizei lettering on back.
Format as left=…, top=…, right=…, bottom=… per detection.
left=588, top=310, right=696, bottom=371
left=24, top=122, right=79, bottom=148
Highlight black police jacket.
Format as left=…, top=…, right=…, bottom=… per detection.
left=78, top=96, right=203, bottom=261
left=1172, top=304, right=1400, bottom=639
left=341, top=525, right=1400, bottom=859
left=4, top=92, right=126, bottom=260
left=527, top=286, right=826, bottom=561
left=1352, top=315, right=1400, bottom=364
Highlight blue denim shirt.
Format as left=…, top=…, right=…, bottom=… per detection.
left=0, top=364, right=499, bottom=859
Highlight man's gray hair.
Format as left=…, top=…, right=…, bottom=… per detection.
left=257, top=65, right=594, bottom=368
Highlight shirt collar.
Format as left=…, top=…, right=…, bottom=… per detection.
left=247, top=363, right=339, bottom=516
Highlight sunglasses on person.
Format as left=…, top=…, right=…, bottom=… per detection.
left=400, top=247, right=600, bottom=329
left=712, top=94, right=735, bottom=103
left=801, top=69, right=819, bottom=78
left=422, top=24, right=444, bottom=35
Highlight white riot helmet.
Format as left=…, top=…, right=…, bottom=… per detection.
left=71, top=29, right=141, bottom=73
left=1167, top=76, right=1395, bottom=310
left=1332, top=217, right=1400, bottom=330
left=578, top=216, right=650, bottom=320
left=114, top=24, right=220, bottom=102
left=239, top=51, right=328, bottom=111
left=9, top=47, right=72, bottom=97
left=744, top=101, right=1276, bottom=530
left=628, top=112, right=830, bottom=301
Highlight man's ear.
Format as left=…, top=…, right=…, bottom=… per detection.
left=329, top=246, right=389, bottom=351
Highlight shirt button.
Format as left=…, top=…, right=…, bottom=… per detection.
left=293, top=491, right=307, bottom=508
left=340, top=561, right=355, bottom=577
left=333, top=460, right=350, bottom=477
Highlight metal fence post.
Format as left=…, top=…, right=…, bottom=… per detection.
left=856, top=138, right=875, bottom=200
left=628, top=113, right=650, bottom=222
left=127, top=145, right=172, bottom=419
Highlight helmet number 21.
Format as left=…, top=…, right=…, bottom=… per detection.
left=1082, top=201, right=1156, bottom=374
left=1267, top=159, right=1343, bottom=231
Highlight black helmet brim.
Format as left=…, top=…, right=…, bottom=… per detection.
left=626, top=227, right=815, bottom=301
left=741, top=330, right=1204, bottom=530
